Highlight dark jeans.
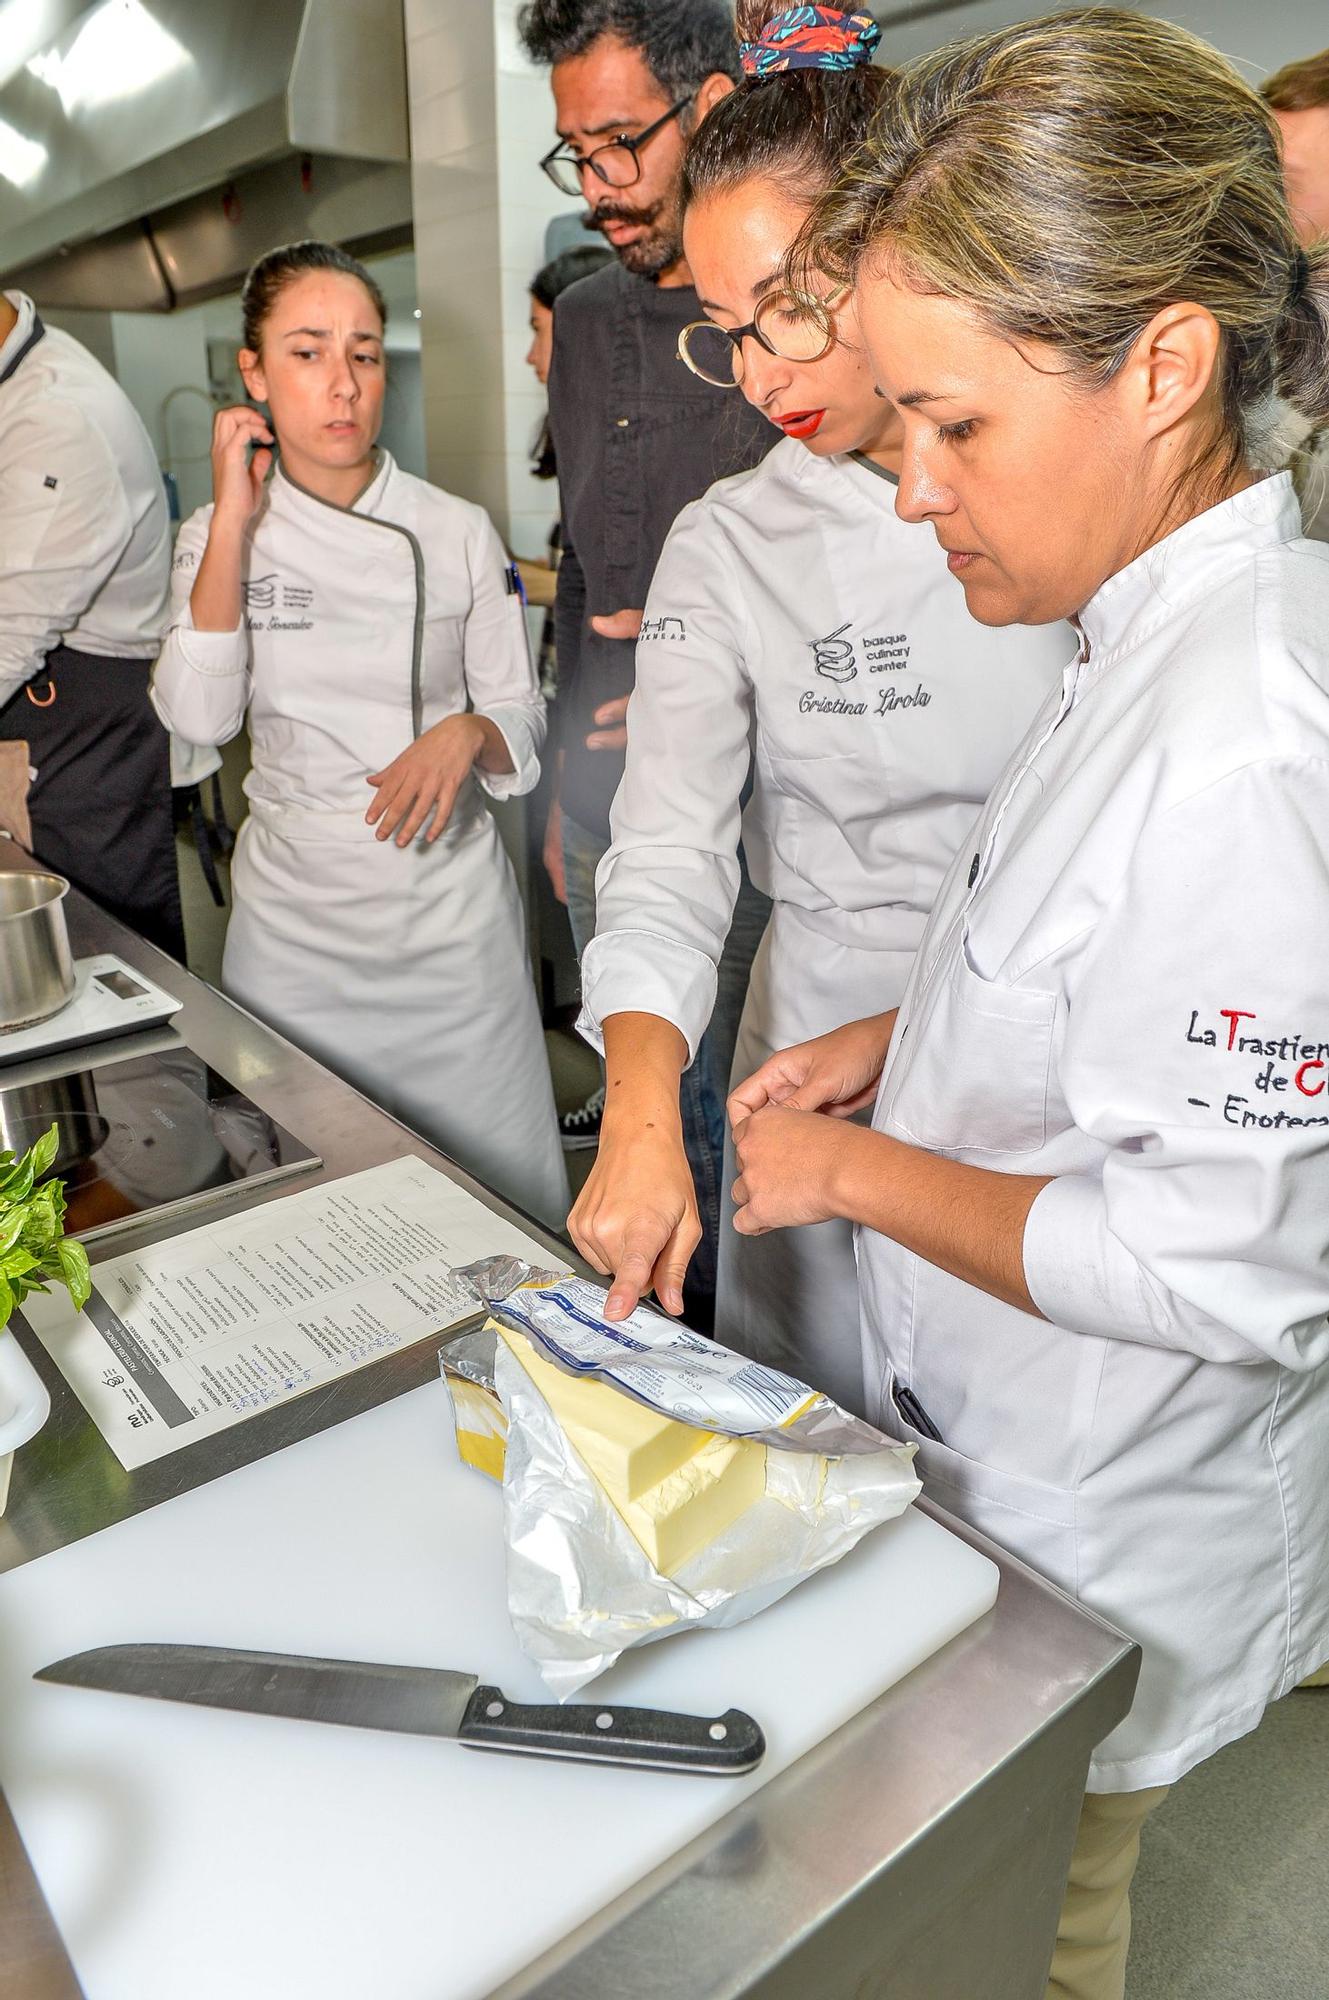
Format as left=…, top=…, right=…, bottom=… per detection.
left=562, top=810, right=770, bottom=1334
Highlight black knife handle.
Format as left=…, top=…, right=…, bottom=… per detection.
left=459, top=1687, right=765, bottom=1775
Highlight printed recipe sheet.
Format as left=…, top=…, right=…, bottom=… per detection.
left=18, top=1155, right=551, bottom=1469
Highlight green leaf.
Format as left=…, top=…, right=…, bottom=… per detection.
left=0, top=1158, right=34, bottom=1206
left=0, top=1128, right=90, bottom=1318
left=57, top=1239, right=91, bottom=1312
left=28, top=1124, right=59, bottom=1181
left=20, top=1194, right=56, bottom=1254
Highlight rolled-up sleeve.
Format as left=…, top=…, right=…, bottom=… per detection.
left=1023, top=757, right=1329, bottom=1371
left=577, top=501, right=753, bottom=1063
left=461, top=510, right=545, bottom=799
left=149, top=507, right=252, bottom=748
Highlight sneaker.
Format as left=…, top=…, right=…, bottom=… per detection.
left=559, top=1084, right=604, bottom=1151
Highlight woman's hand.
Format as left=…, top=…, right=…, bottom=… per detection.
left=585, top=610, right=641, bottom=752
left=730, top=1105, right=869, bottom=1236
left=569, top=1114, right=700, bottom=1321
left=210, top=404, right=274, bottom=526
left=727, top=1011, right=898, bottom=1127
left=569, top=1013, right=696, bottom=1321
left=365, top=714, right=490, bottom=845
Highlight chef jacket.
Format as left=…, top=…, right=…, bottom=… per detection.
left=579, top=440, right=1072, bottom=1059
left=0, top=292, right=170, bottom=702
left=152, top=452, right=545, bottom=815
left=150, top=452, right=568, bottom=1230
left=547, top=259, right=774, bottom=843
left=864, top=473, right=1329, bottom=1791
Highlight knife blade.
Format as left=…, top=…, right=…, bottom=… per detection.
left=34, top=1644, right=765, bottom=1776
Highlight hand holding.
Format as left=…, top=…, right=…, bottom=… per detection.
left=727, top=1013, right=896, bottom=1129
left=210, top=404, right=274, bottom=526
left=730, top=1105, right=864, bottom=1237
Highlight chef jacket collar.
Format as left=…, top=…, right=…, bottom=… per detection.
left=273, top=448, right=394, bottom=522
left=1071, top=471, right=1300, bottom=674
left=0, top=290, right=43, bottom=384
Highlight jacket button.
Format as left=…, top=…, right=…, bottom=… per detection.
left=967, top=853, right=980, bottom=888
left=614, top=417, right=629, bottom=428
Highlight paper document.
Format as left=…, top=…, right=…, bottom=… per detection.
left=19, top=1156, right=549, bottom=1470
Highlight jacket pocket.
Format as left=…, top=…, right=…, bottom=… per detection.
left=890, top=1378, right=1079, bottom=1594
left=880, top=940, right=1057, bottom=1155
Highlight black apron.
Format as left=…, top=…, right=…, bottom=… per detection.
left=0, top=312, right=184, bottom=961
left=0, top=649, right=184, bottom=961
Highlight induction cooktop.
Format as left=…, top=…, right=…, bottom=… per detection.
left=0, top=1045, right=322, bottom=1245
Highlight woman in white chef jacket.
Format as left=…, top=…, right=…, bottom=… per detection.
left=152, top=241, right=568, bottom=1229
left=570, top=3, right=1068, bottom=1411
left=727, top=13, right=1329, bottom=1992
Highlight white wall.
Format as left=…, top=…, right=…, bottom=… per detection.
left=405, top=0, right=583, bottom=555
left=110, top=305, right=216, bottom=519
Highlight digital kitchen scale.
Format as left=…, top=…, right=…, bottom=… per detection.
left=0, top=954, right=182, bottom=1066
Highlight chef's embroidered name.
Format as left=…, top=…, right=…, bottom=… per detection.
left=798, top=682, right=932, bottom=718
left=800, top=689, right=866, bottom=715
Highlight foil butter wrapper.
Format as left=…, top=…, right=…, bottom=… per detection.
left=444, top=1258, right=921, bottom=1699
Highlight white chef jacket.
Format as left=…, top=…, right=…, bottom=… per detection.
left=864, top=473, right=1329, bottom=1790
left=151, top=452, right=568, bottom=1230
left=0, top=292, right=169, bottom=700
left=579, top=440, right=1070, bottom=1057
left=577, top=440, right=1069, bottom=1409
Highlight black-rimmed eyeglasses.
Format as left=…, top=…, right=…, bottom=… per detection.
left=539, top=98, right=691, bottom=198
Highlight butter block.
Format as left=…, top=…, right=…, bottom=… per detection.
left=617, top=1430, right=766, bottom=1575
left=501, top=1330, right=720, bottom=1500
left=500, top=1329, right=767, bottom=1574
left=447, top=1373, right=508, bottom=1483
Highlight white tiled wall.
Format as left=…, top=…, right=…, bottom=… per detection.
left=405, top=0, right=579, bottom=555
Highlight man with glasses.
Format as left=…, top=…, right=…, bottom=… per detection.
left=518, top=0, right=775, bottom=1332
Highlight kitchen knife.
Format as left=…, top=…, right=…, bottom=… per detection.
left=35, top=1643, right=765, bottom=1776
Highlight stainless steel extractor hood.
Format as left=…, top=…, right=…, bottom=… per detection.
left=0, top=0, right=412, bottom=310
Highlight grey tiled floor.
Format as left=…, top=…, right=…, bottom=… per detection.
left=1130, top=1688, right=1329, bottom=1998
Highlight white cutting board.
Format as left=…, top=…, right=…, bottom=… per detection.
left=0, top=1378, right=998, bottom=2000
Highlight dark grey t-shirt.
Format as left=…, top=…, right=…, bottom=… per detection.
left=547, top=261, right=775, bottom=842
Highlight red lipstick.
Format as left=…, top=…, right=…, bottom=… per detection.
left=776, top=408, right=825, bottom=440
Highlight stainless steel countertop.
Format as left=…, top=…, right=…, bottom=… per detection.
left=0, top=863, right=1140, bottom=1999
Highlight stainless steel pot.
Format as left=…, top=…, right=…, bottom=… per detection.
left=0, top=872, right=75, bottom=1032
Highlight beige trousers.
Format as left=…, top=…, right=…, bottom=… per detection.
left=1046, top=1786, right=1171, bottom=2000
